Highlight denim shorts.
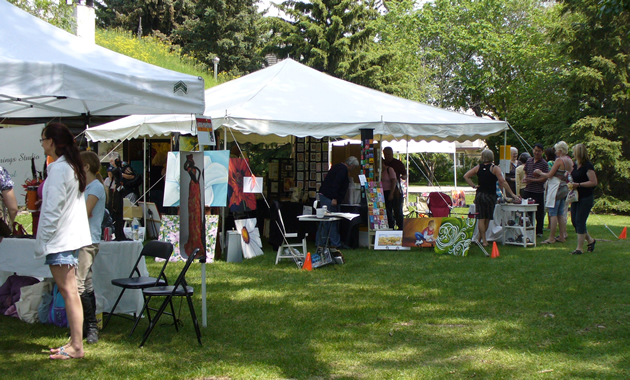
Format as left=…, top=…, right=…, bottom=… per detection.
left=45, top=249, right=79, bottom=267
left=548, top=197, right=566, bottom=217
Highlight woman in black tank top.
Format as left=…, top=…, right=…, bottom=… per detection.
left=464, top=149, right=520, bottom=247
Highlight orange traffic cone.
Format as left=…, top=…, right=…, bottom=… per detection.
left=620, top=227, right=627, bottom=240
left=303, top=252, right=313, bottom=271
left=491, top=242, right=500, bottom=258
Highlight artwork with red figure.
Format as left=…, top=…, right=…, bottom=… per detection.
left=228, top=158, right=257, bottom=212
left=182, top=153, right=205, bottom=258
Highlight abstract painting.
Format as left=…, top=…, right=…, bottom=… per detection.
left=434, top=217, right=477, bottom=256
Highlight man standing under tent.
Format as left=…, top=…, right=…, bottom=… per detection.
left=317, top=156, right=359, bottom=249
left=383, top=147, right=406, bottom=230
left=522, top=143, right=548, bottom=237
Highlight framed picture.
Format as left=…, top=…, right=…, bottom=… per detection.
left=297, top=153, right=304, bottom=162
left=316, top=173, right=321, bottom=181
left=310, top=162, right=317, bottom=171
left=316, top=153, right=322, bottom=161
left=297, top=143, right=304, bottom=152
left=323, top=152, right=328, bottom=162
left=316, top=163, right=321, bottom=172
left=283, top=177, right=294, bottom=192
left=310, top=143, right=317, bottom=151
left=309, top=181, right=316, bottom=188
left=310, top=172, right=317, bottom=180
left=308, top=190, right=316, bottom=198
left=271, top=182, right=279, bottom=193
left=296, top=137, right=305, bottom=143
left=285, top=164, right=293, bottom=171
left=315, top=144, right=321, bottom=152
left=297, top=162, right=304, bottom=171
left=297, top=181, right=304, bottom=189
left=268, top=162, right=279, bottom=180
left=310, top=153, right=317, bottom=161
left=297, top=172, right=304, bottom=181
left=374, top=231, right=409, bottom=250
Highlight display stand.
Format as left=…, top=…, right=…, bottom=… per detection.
left=365, top=181, right=389, bottom=249
left=501, top=203, right=538, bottom=247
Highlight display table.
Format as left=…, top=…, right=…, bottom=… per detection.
left=500, top=203, right=538, bottom=247
left=471, top=204, right=503, bottom=243
left=0, top=239, right=146, bottom=315
left=298, top=215, right=342, bottom=268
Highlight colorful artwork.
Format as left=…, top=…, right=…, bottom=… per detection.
left=164, top=151, right=229, bottom=207
left=434, top=217, right=477, bottom=256
left=158, top=215, right=219, bottom=262
left=366, top=181, right=388, bottom=230
left=180, top=152, right=205, bottom=258
left=228, top=158, right=257, bottom=212
left=451, top=190, right=466, bottom=207
left=374, top=231, right=409, bottom=250
left=403, top=218, right=443, bottom=248
left=234, top=218, right=263, bottom=259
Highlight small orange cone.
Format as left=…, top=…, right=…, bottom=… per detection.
left=303, top=252, right=313, bottom=271
left=620, top=227, right=627, bottom=240
left=491, top=242, right=500, bottom=258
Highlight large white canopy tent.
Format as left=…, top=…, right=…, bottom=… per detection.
left=0, top=0, right=205, bottom=119
left=85, top=58, right=507, bottom=143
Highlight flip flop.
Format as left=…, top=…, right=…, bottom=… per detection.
left=570, top=249, right=583, bottom=255
left=540, top=240, right=556, bottom=244
left=587, top=239, right=596, bottom=252
left=49, top=346, right=81, bottom=360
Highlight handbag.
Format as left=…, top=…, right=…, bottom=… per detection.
left=566, top=188, right=579, bottom=203
left=556, top=182, right=569, bottom=200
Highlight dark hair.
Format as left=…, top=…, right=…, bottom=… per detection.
left=544, top=147, right=556, bottom=161
left=518, top=152, right=531, bottom=164
left=42, top=123, right=86, bottom=192
left=533, top=143, right=544, bottom=150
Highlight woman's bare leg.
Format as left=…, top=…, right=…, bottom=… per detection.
left=49, top=264, right=84, bottom=359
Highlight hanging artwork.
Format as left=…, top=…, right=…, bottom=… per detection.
left=158, top=215, right=219, bottom=262
left=179, top=152, right=206, bottom=258
left=228, top=158, right=257, bottom=212
left=234, top=218, right=263, bottom=259
left=164, top=151, right=229, bottom=207
left=366, top=181, right=388, bottom=230
left=402, top=218, right=443, bottom=248
left=434, top=217, right=477, bottom=256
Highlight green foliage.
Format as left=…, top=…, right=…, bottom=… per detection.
left=262, top=0, right=393, bottom=91
left=8, top=0, right=75, bottom=31
left=95, top=0, right=195, bottom=38
left=173, top=0, right=265, bottom=75
left=552, top=0, right=630, bottom=202
left=95, top=28, right=217, bottom=88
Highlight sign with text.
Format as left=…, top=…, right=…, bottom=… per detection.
left=0, top=124, right=46, bottom=206
left=195, top=116, right=215, bottom=146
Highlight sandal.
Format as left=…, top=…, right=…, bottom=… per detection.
left=541, top=239, right=556, bottom=244
left=570, top=249, right=583, bottom=255
left=49, top=346, right=78, bottom=360
left=587, top=239, right=596, bottom=253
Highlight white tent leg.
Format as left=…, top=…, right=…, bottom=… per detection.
left=199, top=133, right=207, bottom=328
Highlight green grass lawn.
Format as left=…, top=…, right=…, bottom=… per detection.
left=1, top=214, right=629, bottom=379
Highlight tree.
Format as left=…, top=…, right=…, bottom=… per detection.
left=262, top=0, right=393, bottom=91
left=550, top=0, right=630, bottom=205
left=94, top=0, right=195, bottom=38
left=173, top=0, right=265, bottom=74
left=8, top=0, right=75, bottom=31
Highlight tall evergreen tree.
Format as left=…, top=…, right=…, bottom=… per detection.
left=173, top=0, right=264, bottom=74
left=262, top=0, right=393, bottom=91
left=552, top=0, right=630, bottom=204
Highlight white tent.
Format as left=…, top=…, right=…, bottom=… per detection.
left=86, top=59, right=507, bottom=143
left=0, top=0, right=205, bottom=119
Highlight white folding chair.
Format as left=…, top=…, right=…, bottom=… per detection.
left=274, top=207, right=307, bottom=264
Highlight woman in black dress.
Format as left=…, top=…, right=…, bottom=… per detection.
left=567, top=143, right=598, bottom=255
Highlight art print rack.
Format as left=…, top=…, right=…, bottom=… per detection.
left=366, top=181, right=390, bottom=249
left=293, top=136, right=329, bottom=200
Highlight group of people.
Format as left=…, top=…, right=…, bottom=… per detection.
left=316, top=147, right=408, bottom=250
left=0, top=123, right=107, bottom=359
left=465, top=141, right=598, bottom=255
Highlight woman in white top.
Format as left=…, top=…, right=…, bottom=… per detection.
left=37, top=123, right=91, bottom=360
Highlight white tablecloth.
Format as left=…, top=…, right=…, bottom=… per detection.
left=471, top=204, right=503, bottom=242
left=0, top=239, right=147, bottom=315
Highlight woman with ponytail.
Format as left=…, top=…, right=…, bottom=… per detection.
left=36, top=123, right=91, bottom=360
left=77, top=151, right=106, bottom=344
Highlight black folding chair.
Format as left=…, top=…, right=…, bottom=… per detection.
left=103, top=241, right=175, bottom=333
left=139, top=248, right=203, bottom=347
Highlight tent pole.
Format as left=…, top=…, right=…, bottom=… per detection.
left=198, top=120, right=207, bottom=329
left=406, top=139, right=409, bottom=207
left=221, top=127, right=227, bottom=257
left=453, top=143, right=457, bottom=189
left=143, top=137, right=147, bottom=222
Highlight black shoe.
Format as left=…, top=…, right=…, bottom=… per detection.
left=587, top=239, right=596, bottom=253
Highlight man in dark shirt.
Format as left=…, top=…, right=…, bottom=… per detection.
left=383, top=147, right=407, bottom=230
left=317, top=156, right=359, bottom=248
left=522, top=143, right=548, bottom=236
